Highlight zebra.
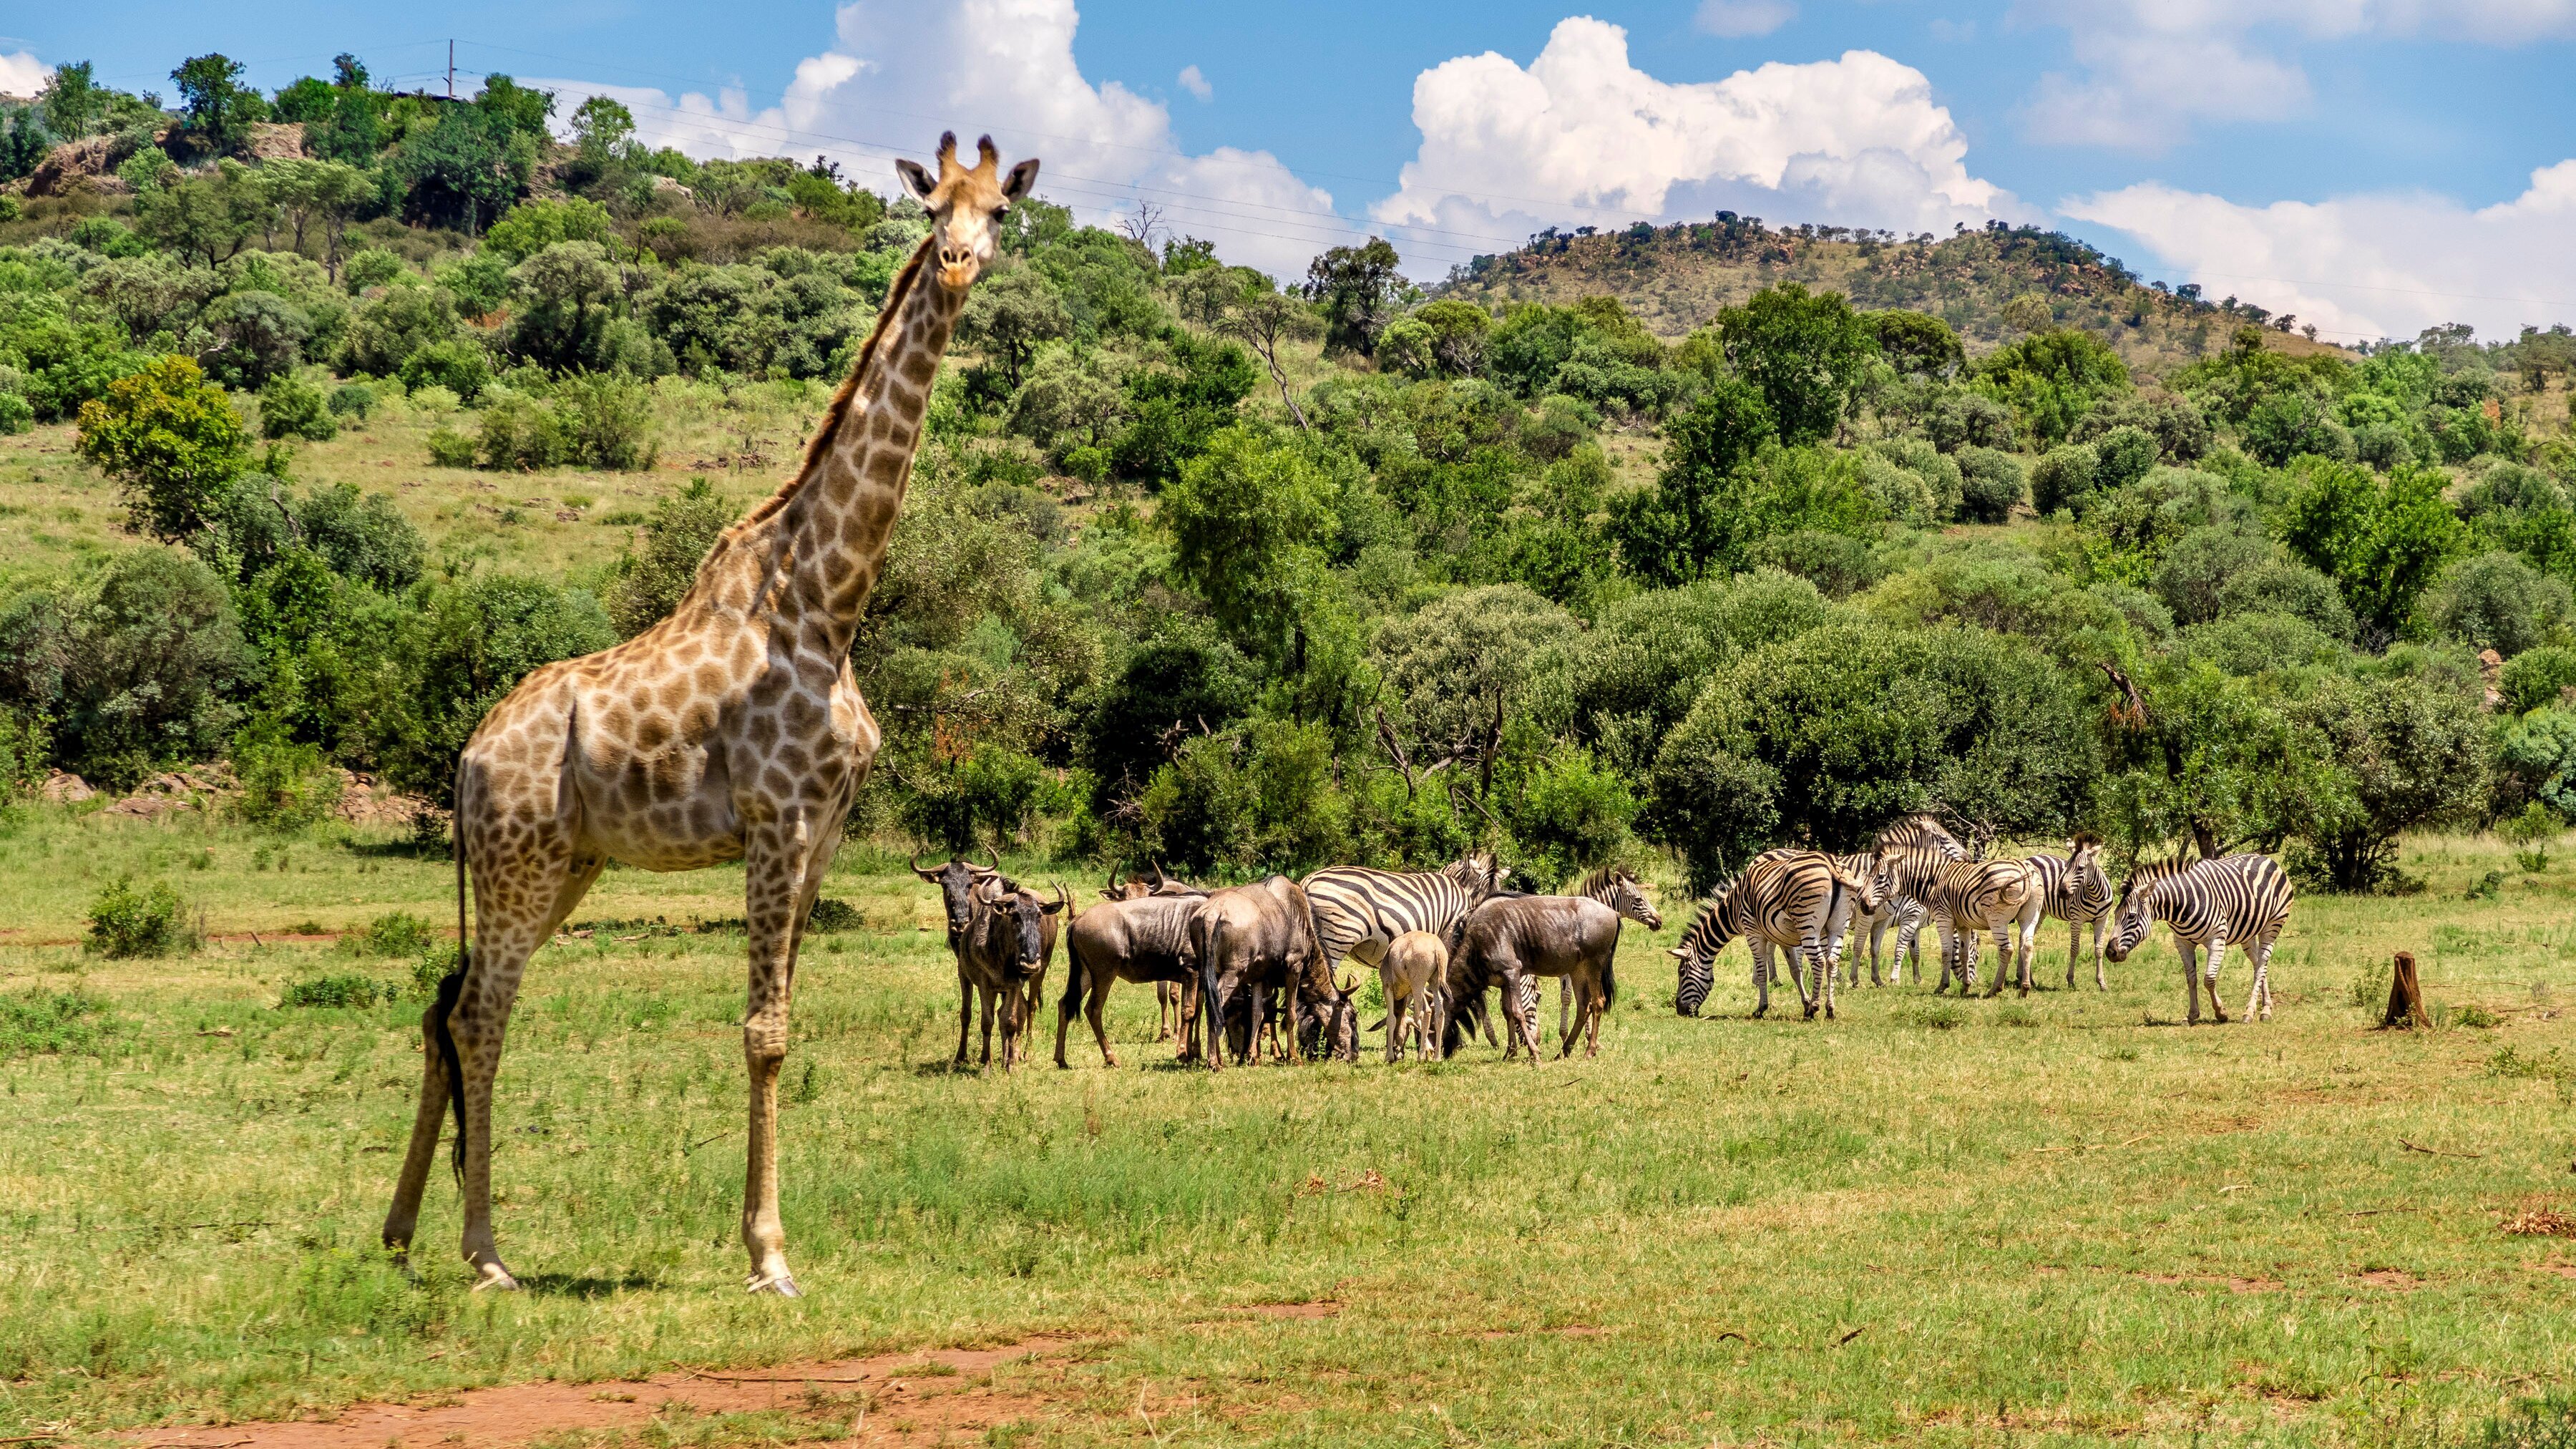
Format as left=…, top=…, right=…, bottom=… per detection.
left=1549, top=864, right=1663, bottom=1043
left=1882, top=849, right=2040, bottom=997
left=2020, top=832, right=2115, bottom=990
left=1823, top=818, right=1964, bottom=989
left=1304, top=852, right=1499, bottom=978
left=2104, top=854, right=2293, bottom=1023
left=1670, top=850, right=1874, bottom=1020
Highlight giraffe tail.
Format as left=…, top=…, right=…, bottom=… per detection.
left=436, top=773, right=472, bottom=1184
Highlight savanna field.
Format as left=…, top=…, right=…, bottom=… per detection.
left=6, top=804, right=2576, bottom=1448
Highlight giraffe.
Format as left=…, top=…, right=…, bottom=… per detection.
left=379, top=133, right=1039, bottom=1297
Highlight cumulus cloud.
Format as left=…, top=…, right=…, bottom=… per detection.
left=2064, top=160, right=2576, bottom=341
left=1695, top=0, right=1798, bottom=38
left=0, top=51, right=50, bottom=99
left=534, top=0, right=1354, bottom=278
left=1176, top=64, right=1211, bottom=102
left=1373, top=19, right=2024, bottom=267
left=2014, top=0, right=2576, bottom=150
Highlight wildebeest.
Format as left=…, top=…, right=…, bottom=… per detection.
left=957, top=877, right=1065, bottom=1070
left=1380, top=929, right=1450, bottom=1063
left=1192, top=875, right=1347, bottom=1068
left=1449, top=889, right=1636, bottom=1061
left=1058, top=882, right=1207, bottom=1068
left=912, top=849, right=1004, bottom=1063
left=1101, top=865, right=1206, bottom=1041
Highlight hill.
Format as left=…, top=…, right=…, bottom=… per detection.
left=1433, top=217, right=2354, bottom=380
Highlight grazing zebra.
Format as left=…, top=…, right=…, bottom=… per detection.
left=2104, top=854, right=2292, bottom=1023
left=1304, top=853, right=1499, bottom=977
left=1670, top=851, right=1873, bottom=1020
left=1883, top=850, right=2041, bottom=997
left=2021, top=833, right=2114, bottom=990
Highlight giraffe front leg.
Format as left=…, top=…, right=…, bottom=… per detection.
left=740, top=816, right=824, bottom=1297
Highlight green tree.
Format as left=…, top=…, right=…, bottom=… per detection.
left=1973, top=328, right=2132, bottom=449
left=2276, top=459, right=2466, bottom=647
left=1607, top=376, right=1776, bottom=585
left=38, top=60, right=109, bottom=140
left=957, top=265, right=1070, bottom=390
left=1714, top=282, right=1876, bottom=445
left=1161, top=425, right=1340, bottom=662
left=170, top=54, right=269, bottom=152
left=605, top=478, right=737, bottom=637
left=136, top=162, right=278, bottom=268
left=270, top=76, right=338, bottom=124
left=2094, top=656, right=2311, bottom=864
left=1302, top=237, right=1405, bottom=357
left=1865, top=309, right=1964, bottom=380
left=75, top=356, right=252, bottom=542
left=258, top=157, right=374, bottom=278
left=2285, top=672, right=2489, bottom=892
left=482, top=197, right=615, bottom=263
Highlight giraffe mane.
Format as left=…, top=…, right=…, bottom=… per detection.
left=730, top=232, right=937, bottom=537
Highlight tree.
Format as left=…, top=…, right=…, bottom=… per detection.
left=270, top=77, right=338, bottom=124
left=391, top=102, right=537, bottom=232
left=569, top=95, right=638, bottom=164
left=1974, top=328, right=2132, bottom=449
left=605, top=478, right=738, bottom=637
left=137, top=162, right=278, bottom=268
left=1216, top=277, right=1323, bottom=431
left=2276, top=459, right=2465, bottom=648
left=1302, top=238, right=1405, bottom=357
left=38, top=60, right=108, bottom=140
left=506, top=242, right=622, bottom=373
left=2286, top=672, right=2488, bottom=892
left=1714, top=282, right=1876, bottom=445
left=256, top=158, right=374, bottom=278
left=1161, top=426, right=1340, bottom=663
left=1606, top=376, right=1775, bottom=585
left=1866, top=309, right=1963, bottom=380
left=75, top=356, right=253, bottom=542
left=170, top=54, right=270, bottom=152
left=957, top=265, right=1070, bottom=390
left=2424, top=552, right=2572, bottom=658
left=2094, top=657, right=2313, bottom=864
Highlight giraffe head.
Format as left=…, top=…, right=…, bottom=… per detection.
left=894, top=132, right=1041, bottom=292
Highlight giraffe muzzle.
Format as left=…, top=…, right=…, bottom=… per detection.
left=937, top=246, right=980, bottom=288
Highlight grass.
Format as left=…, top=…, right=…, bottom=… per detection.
left=4, top=807, right=2576, bottom=1444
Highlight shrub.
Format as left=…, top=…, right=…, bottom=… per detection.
left=328, top=381, right=376, bottom=420
left=806, top=899, right=863, bottom=933
left=279, top=972, right=389, bottom=1009
left=74, top=355, right=251, bottom=542
left=2215, top=560, right=2357, bottom=640
left=87, top=876, right=195, bottom=958
left=2150, top=527, right=2273, bottom=626
left=231, top=737, right=344, bottom=829
left=2243, top=392, right=2354, bottom=467
left=1954, top=446, right=2024, bottom=523
left=0, top=391, right=31, bottom=435
left=2029, top=444, right=2098, bottom=515
left=294, top=482, right=427, bottom=592
left=2502, top=648, right=2576, bottom=716
left=2426, top=552, right=2572, bottom=658
left=472, top=391, right=566, bottom=470
left=0, top=989, right=117, bottom=1058
left=2093, top=425, right=2160, bottom=493
left=255, top=374, right=337, bottom=441
left=348, top=911, right=435, bottom=957
left=2502, top=801, right=2560, bottom=874
left=32, top=550, right=254, bottom=787
left=554, top=371, right=659, bottom=470
left=605, top=477, right=736, bottom=637
left=2287, top=672, right=2491, bottom=892
left=425, top=426, right=476, bottom=468
left=398, top=339, right=491, bottom=401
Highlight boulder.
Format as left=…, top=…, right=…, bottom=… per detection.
left=38, top=771, right=94, bottom=804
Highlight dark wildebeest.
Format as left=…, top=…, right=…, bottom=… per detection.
left=1192, top=875, right=1350, bottom=1068
left=1059, top=884, right=1207, bottom=1068
left=957, top=877, right=1066, bottom=1071
left=912, top=849, right=1002, bottom=1063
left=1100, top=865, right=1206, bottom=1043
left=1448, top=890, right=1635, bottom=1062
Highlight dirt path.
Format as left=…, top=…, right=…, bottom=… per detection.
left=124, top=1335, right=1091, bottom=1449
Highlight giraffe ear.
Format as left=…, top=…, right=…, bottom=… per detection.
left=1002, top=157, right=1040, bottom=203
left=895, top=157, right=937, bottom=202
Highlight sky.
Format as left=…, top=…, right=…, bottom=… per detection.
left=4, top=1, right=2575, bottom=344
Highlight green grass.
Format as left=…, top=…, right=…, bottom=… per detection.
left=4, top=807, right=2576, bottom=1445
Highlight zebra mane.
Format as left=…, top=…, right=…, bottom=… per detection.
left=1673, top=892, right=1732, bottom=960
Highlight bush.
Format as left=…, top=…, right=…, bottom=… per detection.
left=2215, top=560, right=2357, bottom=640
left=2502, top=648, right=2576, bottom=716
left=255, top=374, right=337, bottom=441
left=473, top=391, right=566, bottom=470
left=2029, top=444, right=2098, bottom=514
left=0, top=391, right=32, bottom=435
left=279, top=972, right=389, bottom=1008
left=0, top=989, right=117, bottom=1058
left=74, top=355, right=251, bottom=542
left=2287, top=672, right=2491, bottom=892
left=2150, top=527, right=2273, bottom=626
left=398, top=338, right=491, bottom=401
left=554, top=371, right=659, bottom=470
left=0, top=706, right=48, bottom=799
left=806, top=898, right=863, bottom=932
left=2502, top=801, right=2560, bottom=873
left=21, top=549, right=254, bottom=788
left=425, top=426, right=476, bottom=468
left=231, top=737, right=343, bottom=829
left=2243, top=392, right=2355, bottom=467
left=2093, top=425, right=2160, bottom=493
left=1955, top=446, right=2024, bottom=523
left=328, top=381, right=376, bottom=420
left=605, top=477, right=736, bottom=637
left=348, top=911, right=435, bottom=957
left=2426, top=552, right=2572, bottom=658
left=87, top=875, right=195, bottom=958
left=900, top=746, right=1054, bottom=855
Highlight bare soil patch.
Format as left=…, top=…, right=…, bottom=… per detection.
left=119, top=1334, right=1090, bottom=1449
left=2354, top=1269, right=2421, bottom=1289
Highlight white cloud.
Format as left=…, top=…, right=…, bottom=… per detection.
left=1695, top=0, right=1798, bottom=38
left=1176, top=64, right=1211, bottom=102
left=2013, top=0, right=2576, bottom=150
left=1373, top=19, right=2023, bottom=268
left=0, top=50, right=49, bottom=99
left=534, top=0, right=1355, bottom=279
left=2064, top=160, right=2576, bottom=341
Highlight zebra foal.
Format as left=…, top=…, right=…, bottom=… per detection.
left=2104, top=854, right=2292, bottom=1023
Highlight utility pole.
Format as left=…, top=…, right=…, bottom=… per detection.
left=447, top=41, right=455, bottom=99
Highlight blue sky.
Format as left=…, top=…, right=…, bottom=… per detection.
left=6, top=1, right=2574, bottom=341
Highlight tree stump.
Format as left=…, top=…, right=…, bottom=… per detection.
left=2381, top=951, right=2431, bottom=1030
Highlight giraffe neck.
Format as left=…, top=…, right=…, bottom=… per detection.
left=771, top=242, right=964, bottom=655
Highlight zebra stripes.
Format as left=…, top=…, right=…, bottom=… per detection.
left=1672, top=850, right=1869, bottom=1020
left=2021, top=834, right=2114, bottom=990
left=1304, top=854, right=1496, bottom=973
left=2106, top=854, right=2292, bottom=1023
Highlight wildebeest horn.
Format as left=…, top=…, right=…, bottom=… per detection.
left=985, top=844, right=1003, bottom=872
left=1148, top=860, right=1167, bottom=887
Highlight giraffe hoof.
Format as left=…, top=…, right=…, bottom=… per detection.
left=472, top=1263, right=521, bottom=1292
left=746, top=1272, right=802, bottom=1297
